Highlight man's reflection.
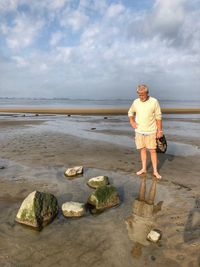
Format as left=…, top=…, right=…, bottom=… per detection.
left=125, top=177, right=160, bottom=253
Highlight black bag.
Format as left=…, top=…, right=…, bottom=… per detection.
left=156, top=134, right=167, bottom=153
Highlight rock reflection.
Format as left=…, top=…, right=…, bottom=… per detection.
left=125, top=177, right=162, bottom=257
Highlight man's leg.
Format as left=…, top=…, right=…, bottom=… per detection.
left=149, top=149, right=162, bottom=179
left=146, top=178, right=157, bottom=204
left=136, top=147, right=147, bottom=175
left=138, top=177, right=146, bottom=201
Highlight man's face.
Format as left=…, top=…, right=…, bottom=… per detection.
left=138, top=90, right=148, bottom=102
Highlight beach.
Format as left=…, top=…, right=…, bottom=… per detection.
left=0, top=113, right=200, bottom=267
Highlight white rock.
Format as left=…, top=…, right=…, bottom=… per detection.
left=16, top=191, right=37, bottom=227
left=87, top=176, right=109, bottom=188
left=147, top=229, right=161, bottom=243
left=64, top=166, right=83, bottom=177
left=62, top=201, right=86, bottom=217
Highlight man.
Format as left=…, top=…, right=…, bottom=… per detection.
left=128, top=84, right=163, bottom=179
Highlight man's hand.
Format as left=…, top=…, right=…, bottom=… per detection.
left=156, top=130, right=163, bottom=139
left=131, top=121, right=137, bottom=129
left=129, top=116, right=137, bottom=129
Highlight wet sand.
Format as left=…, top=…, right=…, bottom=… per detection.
left=0, top=115, right=200, bottom=267
left=0, top=107, right=200, bottom=114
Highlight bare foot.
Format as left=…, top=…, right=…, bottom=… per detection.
left=153, top=172, right=162, bottom=179
left=136, top=169, right=147, bottom=175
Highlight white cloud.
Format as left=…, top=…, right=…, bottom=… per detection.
left=12, top=55, right=29, bottom=67
left=4, top=13, right=44, bottom=51
left=54, top=46, right=73, bottom=63
left=92, top=0, right=108, bottom=14
left=79, top=0, right=108, bottom=15
left=0, top=0, right=18, bottom=13
left=50, top=31, right=63, bottom=46
left=105, top=3, right=125, bottom=18
left=151, top=0, right=186, bottom=38
left=0, top=0, right=200, bottom=99
left=61, top=9, right=89, bottom=31
left=48, top=0, right=67, bottom=10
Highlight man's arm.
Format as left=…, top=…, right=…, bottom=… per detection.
left=129, top=115, right=137, bottom=129
left=156, top=119, right=163, bottom=138
left=128, top=102, right=137, bottom=129
left=155, top=100, right=163, bottom=138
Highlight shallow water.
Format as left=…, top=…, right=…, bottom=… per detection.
left=1, top=114, right=200, bottom=157
left=1, top=115, right=199, bottom=266
left=0, top=158, right=172, bottom=267
left=36, top=115, right=200, bottom=157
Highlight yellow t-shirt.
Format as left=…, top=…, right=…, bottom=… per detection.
left=128, top=97, right=162, bottom=134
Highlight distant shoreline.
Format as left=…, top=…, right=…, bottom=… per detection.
left=0, top=107, right=200, bottom=115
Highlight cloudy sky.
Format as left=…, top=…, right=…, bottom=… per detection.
left=0, top=0, right=199, bottom=100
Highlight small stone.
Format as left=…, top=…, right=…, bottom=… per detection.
left=87, top=176, right=109, bottom=189
left=147, top=229, right=162, bottom=243
left=0, top=166, right=5, bottom=169
left=104, top=117, right=108, bottom=119
left=151, top=255, right=156, bottom=261
left=91, top=128, right=96, bottom=130
left=62, top=202, right=86, bottom=217
left=64, top=166, right=83, bottom=177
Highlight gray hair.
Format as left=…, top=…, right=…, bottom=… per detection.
left=136, top=84, right=149, bottom=93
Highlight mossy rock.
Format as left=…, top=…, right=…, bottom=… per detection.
left=87, top=176, right=109, bottom=189
left=15, top=191, right=58, bottom=230
left=87, top=185, right=120, bottom=212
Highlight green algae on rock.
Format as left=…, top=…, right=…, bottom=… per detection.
left=87, top=185, right=120, bottom=213
left=87, top=176, right=109, bottom=189
left=15, top=191, right=58, bottom=230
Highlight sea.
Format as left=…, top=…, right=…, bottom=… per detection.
left=0, top=98, right=200, bottom=109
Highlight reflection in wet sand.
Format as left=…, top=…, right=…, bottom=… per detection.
left=125, top=177, right=162, bottom=257
left=184, top=196, right=200, bottom=244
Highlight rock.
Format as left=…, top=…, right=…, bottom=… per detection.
left=147, top=229, right=162, bottom=243
left=15, top=191, right=58, bottom=230
left=87, top=176, right=109, bottom=189
left=87, top=185, right=120, bottom=213
left=91, top=127, right=96, bottom=130
left=0, top=166, right=5, bottom=169
left=64, top=166, right=83, bottom=177
left=151, top=255, right=156, bottom=261
left=62, top=201, right=86, bottom=217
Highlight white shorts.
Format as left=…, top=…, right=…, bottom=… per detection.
left=135, top=132, right=157, bottom=150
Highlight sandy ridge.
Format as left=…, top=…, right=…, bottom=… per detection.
left=0, top=107, right=200, bottom=114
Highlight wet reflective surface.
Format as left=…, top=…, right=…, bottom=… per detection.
left=1, top=114, right=200, bottom=157
left=0, top=156, right=172, bottom=267
left=125, top=177, right=160, bottom=249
